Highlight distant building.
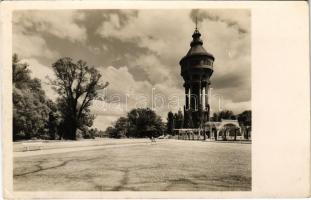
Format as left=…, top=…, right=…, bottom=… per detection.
left=180, top=23, right=214, bottom=128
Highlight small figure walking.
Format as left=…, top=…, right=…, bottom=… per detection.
left=149, top=134, right=156, bottom=143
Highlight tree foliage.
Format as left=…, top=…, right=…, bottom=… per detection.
left=237, top=110, right=252, bottom=126
left=106, top=108, right=165, bottom=138
left=167, top=111, right=174, bottom=134
left=166, top=110, right=184, bottom=134
left=237, top=110, right=252, bottom=139
left=50, top=57, right=108, bottom=140
left=211, top=110, right=236, bottom=121
left=12, top=55, right=107, bottom=141
left=174, top=110, right=184, bottom=129
left=110, top=117, right=128, bottom=138
left=12, top=54, right=56, bottom=141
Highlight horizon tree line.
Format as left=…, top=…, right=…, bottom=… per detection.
left=105, top=108, right=165, bottom=139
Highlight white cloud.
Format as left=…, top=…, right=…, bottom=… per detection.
left=99, top=65, right=152, bottom=96
left=129, top=54, right=171, bottom=84
left=13, top=10, right=87, bottom=43
left=91, top=64, right=185, bottom=130
left=96, top=10, right=251, bottom=109
left=13, top=33, right=59, bottom=59
left=97, top=10, right=191, bottom=62
left=21, top=58, right=58, bottom=100
left=194, top=9, right=250, bottom=33
left=12, top=10, right=87, bottom=60
left=222, top=100, right=251, bottom=115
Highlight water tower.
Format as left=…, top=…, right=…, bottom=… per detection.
left=180, top=21, right=215, bottom=128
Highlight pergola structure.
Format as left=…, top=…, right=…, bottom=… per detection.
left=175, top=119, right=249, bottom=141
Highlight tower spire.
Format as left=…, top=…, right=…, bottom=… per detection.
left=191, top=17, right=203, bottom=47
left=195, top=16, right=198, bottom=30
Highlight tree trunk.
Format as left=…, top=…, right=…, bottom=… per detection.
left=64, top=120, right=77, bottom=140
left=70, top=126, right=77, bottom=140
left=245, top=129, right=249, bottom=140
left=234, top=129, right=237, bottom=141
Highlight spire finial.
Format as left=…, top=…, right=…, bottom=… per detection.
left=195, top=16, right=198, bottom=30
left=191, top=16, right=202, bottom=47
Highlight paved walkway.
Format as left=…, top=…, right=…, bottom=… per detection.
left=14, top=138, right=149, bottom=151
left=14, top=138, right=251, bottom=158
left=14, top=140, right=251, bottom=191
left=14, top=139, right=162, bottom=158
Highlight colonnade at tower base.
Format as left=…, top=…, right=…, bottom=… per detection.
left=175, top=119, right=252, bottom=141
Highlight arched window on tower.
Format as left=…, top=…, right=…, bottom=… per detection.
left=204, top=59, right=213, bottom=66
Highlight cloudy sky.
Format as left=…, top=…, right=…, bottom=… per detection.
left=13, top=9, right=251, bottom=130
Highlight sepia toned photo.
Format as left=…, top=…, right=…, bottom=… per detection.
left=2, top=1, right=310, bottom=198
left=11, top=9, right=251, bottom=192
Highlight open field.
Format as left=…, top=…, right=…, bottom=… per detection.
left=14, top=139, right=251, bottom=191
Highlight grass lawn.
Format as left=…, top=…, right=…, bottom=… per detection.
left=13, top=140, right=251, bottom=191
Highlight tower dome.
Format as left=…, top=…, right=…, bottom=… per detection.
left=185, top=28, right=214, bottom=60
left=180, top=27, right=215, bottom=68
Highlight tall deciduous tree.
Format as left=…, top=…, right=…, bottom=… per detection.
left=167, top=111, right=174, bottom=134
left=174, top=110, right=184, bottom=129
left=237, top=110, right=252, bottom=139
left=50, top=57, right=108, bottom=140
left=237, top=110, right=251, bottom=126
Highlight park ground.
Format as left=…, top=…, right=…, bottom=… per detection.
left=13, top=139, right=251, bottom=191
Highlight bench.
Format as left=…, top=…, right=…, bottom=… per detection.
left=22, top=142, right=43, bottom=151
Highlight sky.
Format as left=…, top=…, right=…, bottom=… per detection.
left=13, top=9, right=251, bottom=130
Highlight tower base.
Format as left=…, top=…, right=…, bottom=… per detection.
left=183, top=106, right=209, bottom=128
